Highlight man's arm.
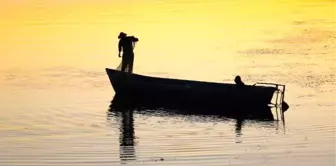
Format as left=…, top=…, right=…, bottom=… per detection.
left=131, top=36, right=139, bottom=42
left=118, top=40, right=122, bottom=52
left=118, top=40, right=122, bottom=57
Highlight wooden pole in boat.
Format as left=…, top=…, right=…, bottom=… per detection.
left=281, top=85, right=286, bottom=123
left=275, top=85, right=280, bottom=121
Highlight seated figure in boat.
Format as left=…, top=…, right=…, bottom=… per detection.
left=118, top=32, right=139, bottom=73
left=234, top=75, right=245, bottom=87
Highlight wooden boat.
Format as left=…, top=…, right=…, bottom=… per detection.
left=105, top=68, right=288, bottom=119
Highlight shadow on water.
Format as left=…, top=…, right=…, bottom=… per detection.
left=106, top=95, right=285, bottom=163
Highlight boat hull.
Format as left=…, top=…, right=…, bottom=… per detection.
left=105, top=68, right=278, bottom=119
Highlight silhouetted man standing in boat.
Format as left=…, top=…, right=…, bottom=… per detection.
left=118, top=32, right=139, bottom=73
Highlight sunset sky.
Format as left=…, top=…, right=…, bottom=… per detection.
left=0, top=0, right=334, bottom=71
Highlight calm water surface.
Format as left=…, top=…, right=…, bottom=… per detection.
left=0, top=0, right=335, bottom=166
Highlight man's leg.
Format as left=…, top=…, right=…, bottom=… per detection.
left=128, top=53, right=134, bottom=73
left=121, top=56, right=127, bottom=72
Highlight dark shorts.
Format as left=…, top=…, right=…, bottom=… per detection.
left=121, top=52, right=134, bottom=72
left=122, top=52, right=134, bottom=63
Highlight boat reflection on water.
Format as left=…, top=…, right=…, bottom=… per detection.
left=109, top=93, right=277, bottom=120
left=107, top=94, right=284, bottom=163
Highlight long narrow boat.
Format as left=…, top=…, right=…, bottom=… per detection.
left=105, top=68, right=288, bottom=119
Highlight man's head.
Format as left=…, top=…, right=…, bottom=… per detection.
left=118, top=32, right=127, bottom=39
left=234, top=75, right=243, bottom=84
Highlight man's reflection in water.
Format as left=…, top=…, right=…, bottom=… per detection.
left=119, top=109, right=136, bottom=163
left=108, top=100, right=136, bottom=164
left=235, top=118, right=244, bottom=143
